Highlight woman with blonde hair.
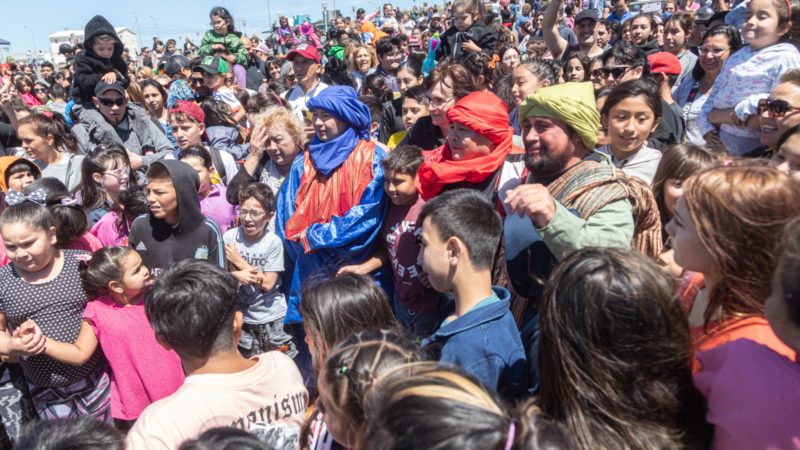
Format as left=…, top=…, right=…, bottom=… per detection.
left=347, top=44, right=378, bottom=91
left=666, top=164, right=800, bottom=362
left=226, top=106, right=306, bottom=204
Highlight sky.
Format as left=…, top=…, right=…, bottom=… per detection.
left=1, top=0, right=425, bottom=55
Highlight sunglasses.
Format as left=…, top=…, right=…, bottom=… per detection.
left=757, top=99, right=800, bottom=118
left=98, top=97, right=125, bottom=107
left=600, top=66, right=632, bottom=79
left=33, top=88, right=47, bottom=93
left=190, top=77, right=204, bottom=85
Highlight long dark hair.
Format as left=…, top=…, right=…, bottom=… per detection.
left=539, top=248, right=711, bottom=450
left=80, top=142, right=131, bottom=212
left=691, top=25, right=742, bottom=81
left=17, top=113, right=80, bottom=155
left=79, top=246, right=134, bottom=298
left=200, top=99, right=237, bottom=128
left=209, top=6, right=236, bottom=33
left=300, top=274, right=402, bottom=375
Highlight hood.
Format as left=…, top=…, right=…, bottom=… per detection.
left=637, top=37, right=660, bottom=55
left=83, top=15, right=124, bottom=60
left=0, top=156, right=41, bottom=193
left=149, top=160, right=205, bottom=237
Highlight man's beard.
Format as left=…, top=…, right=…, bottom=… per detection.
left=524, top=143, right=572, bottom=181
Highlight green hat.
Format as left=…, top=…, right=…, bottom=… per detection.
left=193, top=56, right=230, bottom=75
left=518, top=82, right=599, bottom=149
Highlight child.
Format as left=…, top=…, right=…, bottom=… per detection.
left=418, top=189, right=526, bottom=397
left=128, top=160, right=225, bottom=278
left=178, top=146, right=236, bottom=233
left=199, top=7, right=249, bottom=89
left=27, top=247, right=184, bottom=426
left=201, top=99, right=249, bottom=161
left=436, top=0, right=496, bottom=63
left=193, top=56, right=246, bottom=124
left=90, top=185, right=147, bottom=248
left=666, top=165, right=800, bottom=364
left=538, top=248, right=710, bottom=449
left=222, top=183, right=293, bottom=358
left=699, top=0, right=800, bottom=155
left=126, top=260, right=307, bottom=448
left=337, top=145, right=442, bottom=339
left=315, top=330, right=419, bottom=448
left=79, top=142, right=131, bottom=225
left=693, top=216, right=800, bottom=449
left=772, top=124, right=800, bottom=183
left=0, top=156, right=40, bottom=193
left=71, top=15, right=130, bottom=104
left=0, top=201, right=111, bottom=422
left=598, top=79, right=663, bottom=185
left=388, top=86, right=430, bottom=148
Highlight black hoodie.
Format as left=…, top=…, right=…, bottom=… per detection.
left=128, top=160, right=225, bottom=278
left=71, top=15, right=131, bottom=103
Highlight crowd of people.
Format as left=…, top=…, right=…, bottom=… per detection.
left=0, top=0, right=797, bottom=448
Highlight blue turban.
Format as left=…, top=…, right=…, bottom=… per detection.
left=306, top=86, right=373, bottom=176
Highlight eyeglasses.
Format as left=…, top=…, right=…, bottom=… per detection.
left=286, top=74, right=297, bottom=81
left=103, top=167, right=130, bottom=179
left=429, top=96, right=455, bottom=107
left=600, top=66, right=632, bottom=79
left=33, top=88, right=47, bottom=93
left=98, top=97, right=125, bottom=107
left=698, top=47, right=730, bottom=56
left=237, top=209, right=267, bottom=218
left=757, top=99, right=800, bottom=118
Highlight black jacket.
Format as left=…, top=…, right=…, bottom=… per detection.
left=128, top=160, right=225, bottom=278
left=435, top=23, right=496, bottom=63
left=71, top=15, right=131, bottom=103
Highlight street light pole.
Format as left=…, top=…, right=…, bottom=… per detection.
left=23, top=25, right=37, bottom=53
left=267, top=0, right=273, bottom=30
left=149, top=16, right=161, bottom=40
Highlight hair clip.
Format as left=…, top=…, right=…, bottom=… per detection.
left=5, top=188, right=46, bottom=206
left=338, top=364, right=349, bottom=375
left=59, top=197, right=78, bottom=206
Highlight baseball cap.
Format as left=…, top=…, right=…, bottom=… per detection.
left=193, top=56, right=230, bottom=75
left=164, top=54, right=192, bottom=77
left=58, top=43, right=74, bottom=55
left=647, top=52, right=682, bottom=75
left=94, top=81, right=126, bottom=97
left=432, top=12, right=442, bottom=18
left=170, top=100, right=209, bottom=140
left=575, top=9, right=599, bottom=24
left=286, top=43, right=320, bottom=63
left=695, top=6, right=715, bottom=23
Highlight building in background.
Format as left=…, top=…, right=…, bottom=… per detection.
left=48, top=26, right=137, bottom=66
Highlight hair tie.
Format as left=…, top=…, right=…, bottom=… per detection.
left=5, top=188, right=46, bottom=206
left=504, top=420, right=516, bottom=450
left=59, top=196, right=78, bottom=206
left=338, top=364, right=349, bottom=375
left=723, top=159, right=734, bottom=166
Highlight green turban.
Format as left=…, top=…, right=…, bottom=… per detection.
left=518, top=82, right=600, bottom=149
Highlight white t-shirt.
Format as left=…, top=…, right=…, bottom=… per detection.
left=223, top=227, right=287, bottom=324
left=283, top=81, right=328, bottom=123
left=212, top=88, right=243, bottom=114
left=126, top=352, right=307, bottom=450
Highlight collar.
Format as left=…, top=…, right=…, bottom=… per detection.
left=428, top=287, right=511, bottom=338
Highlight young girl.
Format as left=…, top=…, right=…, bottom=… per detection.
left=663, top=13, right=698, bottom=87
left=699, top=0, right=800, bottom=155
left=651, top=144, right=725, bottom=276
left=199, top=7, right=248, bottom=88
left=277, top=16, right=298, bottom=55
left=314, top=330, right=418, bottom=449
left=201, top=99, right=248, bottom=161
left=693, top=216, right=800, bottom=450
left=16, top=113, right=84, bottom=191
left=436, top=0, right=496, bottom=63
left=223, top=183, right=292, bottom=358
left=79, top=143, right=131, bottom=226
left=16, top=77, right=40, bottom=108
left=666, top=165, right=800, bottom=363
left=27, top=247, right=184, bottom=427
left=178, top=146, right=236, bottom=233
left=629, top=14, right=659, bottom=55
left=598, top=79, right=663, bottom=185
left=0, top=201, right=111, bottom=421
left=510, top=60, right=556, bottom=133
left=141, top=79, right=175, bottom=148
left=538, top=248, right=710, bottom=449
left=90, top=185, right=147, bottom=248
left=563, top=51, right=589, bottom=82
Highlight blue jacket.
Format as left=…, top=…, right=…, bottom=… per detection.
left=275, top=147, right=388, bottom=324
left=423, top=287, right=527, bottom=398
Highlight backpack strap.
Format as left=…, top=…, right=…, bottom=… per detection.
left=207, top=146, right=228, bottom=184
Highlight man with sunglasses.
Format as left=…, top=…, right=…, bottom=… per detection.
left=601, top=41, right=685, bottom=149
left=749, top=70, right=800, bottom=158
left=73, top=81, right=174, bottom=170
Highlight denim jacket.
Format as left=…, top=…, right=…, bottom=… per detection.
left=423, top=286, right=526, bottom=398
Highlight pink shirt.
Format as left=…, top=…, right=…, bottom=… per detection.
left=90, top=211, right=130, bottom=248
left=695, top=339, right=800, bottom=450
left=83, top=296, right=184, bottom=420
left=200, top=184, right=236, bottom=234
left=68, top=232, right=104, bottom=252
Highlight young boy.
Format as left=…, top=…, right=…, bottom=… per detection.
left=128, top=160, right=225, bottom=278
left=418, top=189, right=526, bottom=397
left=338, top=145, right=442, bottom=339
left=126, top=260, right=307, bottom=449
left=0, top=156, right=40, bottom=193
left=192, top=56, right=245, bottom=124
left=71, top=15, right=131, bottom=104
